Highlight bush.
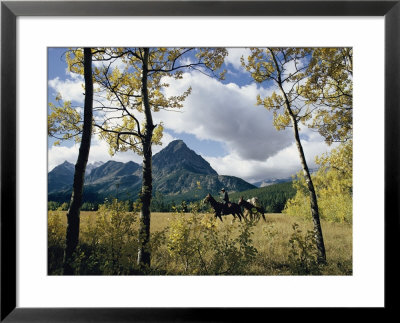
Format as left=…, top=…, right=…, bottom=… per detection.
left=284, top=178, right=352, bottom=224
left=48, top=198, right=141, bottom=275
left=58, top=202, right=69, bottom=211
left=80, top=198, right=139, bottom=275
left=47, top=199, right=351, bottom=276
left=288, top=223, right=321, bottom=275
left=81, top=202, right=98, bottom=211
left=48, top=210, right=66, bottom=274
left=48, top=201, right=61, bottom=211
left=284, top=142, right=352, bottom=224
left=164, top=205, right=258, bottom=275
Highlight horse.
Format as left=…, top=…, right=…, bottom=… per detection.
left=203, top=193, right=244, bottom=222
left=238, top=197, right=266, bottom=222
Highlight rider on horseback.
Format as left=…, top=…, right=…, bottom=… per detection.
left=221, top=188, right=229, bottom=213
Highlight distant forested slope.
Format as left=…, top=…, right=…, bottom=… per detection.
left=229, top=182, right=296, bottom=213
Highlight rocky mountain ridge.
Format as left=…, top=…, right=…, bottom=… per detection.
left=48, top=140, right=256, bottom=203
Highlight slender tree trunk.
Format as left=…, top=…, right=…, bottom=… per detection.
left=63, top=48, right=93, bottom=274
left=270, top=49, right=326, bottom=264
left=137, top=48, right=154, bottom=269
left=286, top=106, right=327, bottom=264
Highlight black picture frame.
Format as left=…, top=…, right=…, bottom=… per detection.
left=1, top=0, right=398, bottom=321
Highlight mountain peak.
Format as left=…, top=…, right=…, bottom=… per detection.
left=165, top=139, right=186, bottom=151
left=169, top=139, right=184, bottom=144
left=48, top=160, right=75, bottom=193
left=52, top=160, right=75, bottom=173
left=87, top=159, right=140, bottom=183
left=48, top=140, right=256, bottom=203
left=86, top=161, right=104, bottom=175
left=153, top=140, right=217, bottom=176
left=88, top=161, right=104, bottom=167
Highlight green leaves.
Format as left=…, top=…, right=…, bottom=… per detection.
left=243, top=47, right=352, bottom=142
left=48, top=100, right=84, bottom=144
left=288, top=223, right=321, bottom=275
left=301, top=48, right=353, bottom=144
left=165, top=208, right=259, bottom=275
left=284, top=141, right=353, bottom=223
left=49, top=47, right=228, bottom=160
left=82, top=198, right=138, bottom=275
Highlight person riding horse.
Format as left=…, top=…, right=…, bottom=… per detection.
left=203, top=193, right=243, bottom=222
left=221, top=188, right=229, bottom=213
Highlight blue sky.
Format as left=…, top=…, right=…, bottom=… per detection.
left=47, top=47, right=333, bottom=183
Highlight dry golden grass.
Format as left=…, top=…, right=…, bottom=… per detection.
left=49, top=211, right=352, bottom=275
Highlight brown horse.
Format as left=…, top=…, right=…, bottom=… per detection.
left=203, top=193, right=244, bottom=222
left=238, top=197, right=266, bottom=222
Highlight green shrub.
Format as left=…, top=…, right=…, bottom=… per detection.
left=47, top=200, right=351, bottom=276
left=284, top=142, right=352, bottom=224
left=80, top=198, right=139, bottom=275
left=288, top=223, right=321, bottom=275
left=81, top=202, right=98, bottom=211
left=165, top=205, right=258, bottom=275
left=47, top=210, right=65, bottom=274
left=58, top=202, right=69, bottom=211
left=48, top=201, right=61, bottom=211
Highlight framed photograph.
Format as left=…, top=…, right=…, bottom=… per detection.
left=1, top=0, right=398, bottom=321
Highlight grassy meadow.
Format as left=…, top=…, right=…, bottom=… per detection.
left=48, top=207, right=352, bottom=276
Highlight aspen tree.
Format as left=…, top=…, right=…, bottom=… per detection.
left=243, top=48, right=327, bottom=263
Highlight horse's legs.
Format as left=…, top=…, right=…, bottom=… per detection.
left=260, top=207, right=266, bottom=221
left=214, top=212, right=222, bottom=222
left=239, top=207, right=245, bottom=221
left=249, top=210, right=254, bottom=221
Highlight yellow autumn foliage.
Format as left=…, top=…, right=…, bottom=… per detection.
left=284, top=141, right=352, bottom=223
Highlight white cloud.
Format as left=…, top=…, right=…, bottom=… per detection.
left=154, top=72, right=294, bottom=161
left=48, top=76, right=84, bottom=103
left=48, top=136, right=139, bottom=171
left=65, top=68, right=83, bottom=80
left=48, top=56, right=334, bottom=183
left=148, top=66, right=336, bottom=183
left=48, top=144, right=79, bottom=171
left=93, top=56, right=127, bottom=73
left=48, top=131, right=177, bottom=171
left=205, top=137, right=335, bottom=183
left=49, top=62, right=126, bottom=106
left=225, top=48, right=251, bottom=71
left=154, top=131, right=177, bottom=154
